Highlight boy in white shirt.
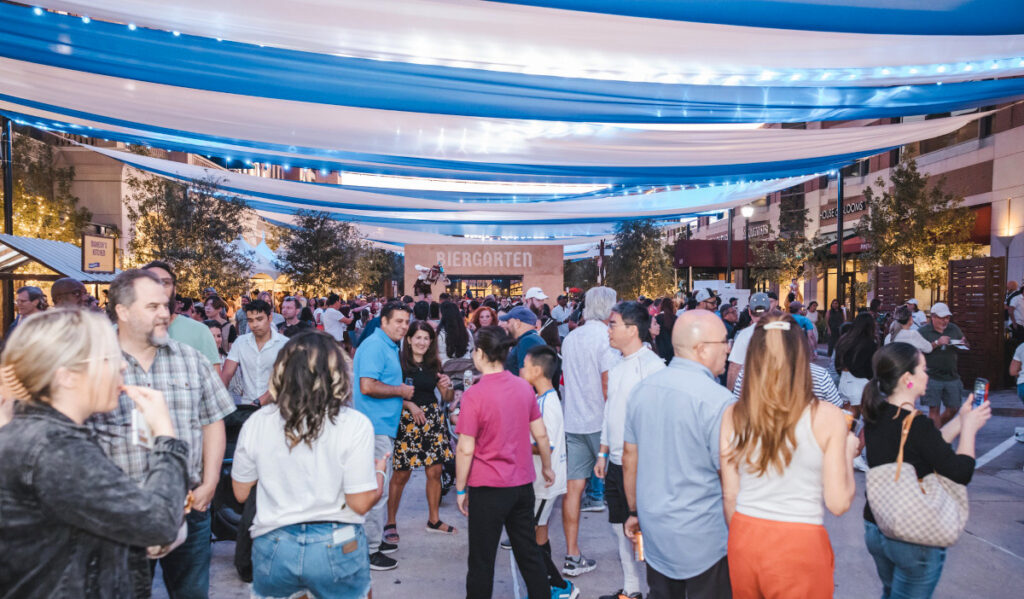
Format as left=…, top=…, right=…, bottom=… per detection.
left=511, top=345, right=578, bottom=599
left=595, top=301, right=666, bottom=599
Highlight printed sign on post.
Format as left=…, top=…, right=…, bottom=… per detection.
left=82, top=234, right=116, bottom=274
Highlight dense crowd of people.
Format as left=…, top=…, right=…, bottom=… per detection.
left=0, top=267, right=999, bottom=599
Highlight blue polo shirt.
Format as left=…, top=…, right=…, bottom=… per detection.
left=352, top=328, right=404, bottom=436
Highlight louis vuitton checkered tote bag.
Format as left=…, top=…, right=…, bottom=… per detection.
left=865, top=408, right=969, bottom=547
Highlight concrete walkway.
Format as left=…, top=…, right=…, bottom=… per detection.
left=158, top=391, right=1024, bottom=599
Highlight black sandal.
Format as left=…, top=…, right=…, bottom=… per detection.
left=383, top=523, right=399, bottom=543
left=426, top=520, right=457, bottom=535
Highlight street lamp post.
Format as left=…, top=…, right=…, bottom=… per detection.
left=726, top=208, right=734, bottom=284
left=741, top=205, right=754, bottom=289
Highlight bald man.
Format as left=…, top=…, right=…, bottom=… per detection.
left=621, top=310, right=734, bottom=598
left=50, top=277, right=88, bottom=308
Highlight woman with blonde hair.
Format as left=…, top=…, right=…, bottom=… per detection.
left=720, top=313, right=859, bottom=599
left=0, top=309, right=189, bottom=597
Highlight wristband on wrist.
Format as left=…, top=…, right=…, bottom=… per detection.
left=375, top=470, right=386, bottom=479
left=628, top=510, right=638, bottom=518
left=456, top=488, right=467, bottom=496
left=598, top=452, right=608, bottom=459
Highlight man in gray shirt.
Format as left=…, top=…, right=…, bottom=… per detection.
left=623, top=310, right=733, bottom=598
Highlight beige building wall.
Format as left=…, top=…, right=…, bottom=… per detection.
left=403, top=244, right=563, bottom=305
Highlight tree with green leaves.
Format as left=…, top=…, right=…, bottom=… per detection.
left=275, top=210, right=365, bottom=295
left=856, top=157, right=980, bottom=294
left=10, top=133, right=93, bottom=243
left=606, top=219, right=674, bottom=299
left=751, top=190, right=826, bottom=286
left=124, top=174, right=253, bottom=297
left=357, top=246, right=404, bottom=296
left=564, top=257, right=598, bottom=292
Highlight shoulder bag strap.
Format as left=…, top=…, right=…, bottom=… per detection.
left=892, top=403, right=918, bottom=482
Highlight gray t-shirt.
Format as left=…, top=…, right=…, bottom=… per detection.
left=624, top=357, right=731, bottom=580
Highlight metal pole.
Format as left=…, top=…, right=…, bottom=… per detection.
left=744, top=217, right=750, bottom=288
left=726, top=209, right=734, bottom=284
left=836, top=169, right=846, bottom=308
left=598, top=238, right=605, bottom=286
left=2, top=117, right=14, bottom=332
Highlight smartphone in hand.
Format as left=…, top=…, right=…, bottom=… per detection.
left=972, top=378, right=989, bottom=408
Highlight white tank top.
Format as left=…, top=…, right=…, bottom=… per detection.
left=735, top=406, right=824, bottom=525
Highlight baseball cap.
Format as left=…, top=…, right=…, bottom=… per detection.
left=524, top=287, right=548, bottom=301
left=748, top=292, right=771, bottom=314
left=499, top=305, right=538, bottom=325
left=930, top=302, right=952, bottom=318
left=906, top=298, right=919, bottom=305
left=695, top=288, right=714, bottom=302
left=788, top=300, right=803, bottom=312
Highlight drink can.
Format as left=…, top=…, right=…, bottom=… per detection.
left=634, top=530, right=644, bottom=562
left=463, top=369, right=474, bottom=390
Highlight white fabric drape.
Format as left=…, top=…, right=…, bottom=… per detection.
left=0, top=59, right=992, bottom=169
left=37, top=0, right=1024, bottom=87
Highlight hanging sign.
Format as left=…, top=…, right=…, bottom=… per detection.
left=82, top=234, right=116, bottom=274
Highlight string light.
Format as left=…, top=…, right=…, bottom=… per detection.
left=32, top=7, right=42, bottom=16
left=128, top=23, right=136, bottom=31
left=81, top=16, right=90, bottom=23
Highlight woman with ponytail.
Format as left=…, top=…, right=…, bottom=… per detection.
left=861, top=342, right=990, bottom=598
left=721, top=313, right=859, bottom=599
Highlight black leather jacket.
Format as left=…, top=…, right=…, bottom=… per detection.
left=0, top=403, right=189, bottom=598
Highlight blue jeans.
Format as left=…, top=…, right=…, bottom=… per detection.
left=864, top=521, right=946, bottom=599
left=1017, top=383, right=1024, bottom=406
left=154, top=509, right=212, bottom=599
left=252, top=522, right=370, bottom=599
left=585, top=472, right=604, bottom=502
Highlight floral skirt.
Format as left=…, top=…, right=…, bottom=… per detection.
left=393, top=401, right=453, bottom=471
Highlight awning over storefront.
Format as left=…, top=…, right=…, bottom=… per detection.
left=674, top=239, right=756, bottom=269
left=0, top=233, right=120, bottom=283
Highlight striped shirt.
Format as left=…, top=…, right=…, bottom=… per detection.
left=732, top=362, right=843, bottom=407
left=89, top=339, right=235, bottom=487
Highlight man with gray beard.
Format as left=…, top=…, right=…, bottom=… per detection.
left=89, top=269, right=235, bottom=599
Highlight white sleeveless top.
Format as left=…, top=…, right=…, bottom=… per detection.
left=735, top=406, right=824, bottom=525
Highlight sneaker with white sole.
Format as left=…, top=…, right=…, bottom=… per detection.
left=552, top=580, right=581, bottom=599
left=369, top=551, right=397, bottom=571
left=599, top=590, right=641, bottom=599
left=562, top=554, right=597, bottom=577
left=500, top=538, right=512, bottom=550
left=580, top=497, right=606, bottom=512
left=379, top=540, right=398, bottom=554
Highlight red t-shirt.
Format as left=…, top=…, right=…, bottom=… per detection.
left=455, top=370, right=541, bottom=488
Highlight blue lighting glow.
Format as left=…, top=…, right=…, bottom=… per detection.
left=128, top=23, right=136, bottom=31
left=172, top=31, right=181, bottom=37
left=32, top=7, right=42, bottom=16
left=81, top=16, right=90, bottom=23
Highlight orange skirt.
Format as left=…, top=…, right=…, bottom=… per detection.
left=727, top=511, right=834, bottom=599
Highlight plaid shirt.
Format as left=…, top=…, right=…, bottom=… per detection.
left=90, top=339, right=235, bottom=487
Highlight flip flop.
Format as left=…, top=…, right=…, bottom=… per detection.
left=383, top=523, right=399, bottom=544
left=426, top=520, right=457, bottom=535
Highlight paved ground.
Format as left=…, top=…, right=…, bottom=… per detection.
left=157, top=391, right=1024, bottom=599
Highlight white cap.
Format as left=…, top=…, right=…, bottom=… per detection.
left=695, top=288, right=714, bottom=302
left=930, top=302, right=952, bottom=318
left=906, top=298, right=918, bottom=305
left=524, top=286, right=548, bottom=301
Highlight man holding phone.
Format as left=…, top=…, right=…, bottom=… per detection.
left=917, top=302, right=968, bottom=428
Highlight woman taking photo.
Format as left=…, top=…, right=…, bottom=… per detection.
left=204, top=295, right=237, bottom=354
left=455, top=326, right=555, bottom=599
left=438, top=301, right=474, bottom=367
left=384, top=321, right=456, bottom=541
left=468, top=305, right=498, bottom=332
left=834, top=312, right=878, bottom=418
left=0, top=309, right=189, bottom=598
left=232, top=330, right=386, bottom=599
left=826, top=299, right=847, bottom=357
left=861, top=342, right=989, bottom=598
left=721, top=314, right=859, bottom=599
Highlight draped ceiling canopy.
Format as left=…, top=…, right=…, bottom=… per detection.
left=7, top=1, right=1024, bottom=253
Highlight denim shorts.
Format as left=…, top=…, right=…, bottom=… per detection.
left=922, top=378, right=963, bottom=410
left=252, top=522, right=370, bottom=599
